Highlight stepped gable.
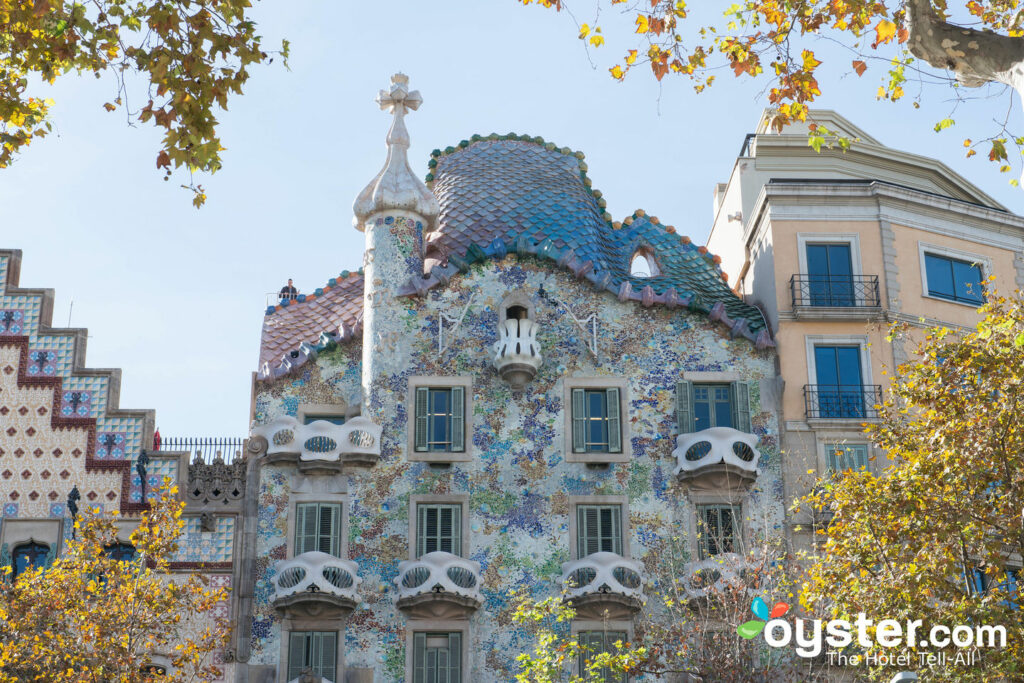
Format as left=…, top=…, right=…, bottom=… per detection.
left=412, top=134, right=771, bottom=346
left=257, top=271, right=364, bottom=380
left=0, top=249, right=155, bottom=515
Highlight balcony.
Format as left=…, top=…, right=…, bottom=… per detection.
left=673, top=427, right=760, bottom=492
left=561, top=551, right=644, bottom=619
left=790, top=274, right=882, bottom=319
left=271, top=551, right=362, bottom=619
left=803, top=385, right=882, bottom=421
left=680, top=553, right=750, bottom=605
left=493, top=317, right=542, bottom=390
left=394, top=551, right=483, bottom=619
left=250, top=416, right=382, bottom=470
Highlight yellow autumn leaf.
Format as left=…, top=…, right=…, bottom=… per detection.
left=625, top=49, right=637, bottom=65
left=874, top=18, right=897, bottom=44
left=636, top=14, right=649, bottom=34
left=610, top=65, right=624, bottom=79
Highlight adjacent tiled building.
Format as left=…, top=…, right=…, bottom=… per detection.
left=706, top=110, right=1024, bottom=553
left=237, top=75, right=785, bottom=682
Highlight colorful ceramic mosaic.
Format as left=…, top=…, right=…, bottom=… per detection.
left=173, top=516, right=235, bottom=564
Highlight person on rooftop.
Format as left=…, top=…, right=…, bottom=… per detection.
left=279, top=278, right=298, bottom=301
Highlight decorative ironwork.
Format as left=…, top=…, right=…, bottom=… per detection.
left=437, top=293, right=475, bottom=356
left=67, top=486, right=80, bottom=538
left=136, top=450, right=150, bottom=501
left=790, top=274, right=880, bottom=309
left=803, top=384, right=882, bottom=419
left=539, top=284, right=599, bottom=358
left=158, top=437, right=245, bottom=465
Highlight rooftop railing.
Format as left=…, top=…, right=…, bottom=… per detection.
left=156, top=437, right=246, bottom=464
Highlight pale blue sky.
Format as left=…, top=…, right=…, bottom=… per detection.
left=3, top=1, right=1021, bottom=438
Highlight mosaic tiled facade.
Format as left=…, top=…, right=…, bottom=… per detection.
left=235, top=75, right=786, bottom=683
left=0, top=249, right=240, bottom=679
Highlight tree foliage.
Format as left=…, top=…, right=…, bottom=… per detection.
left=511, top=594, right=645, bottom=682
left=800, top=293, right=1024, bottom=681
left=0, top=0, right=286, bottom=206
left=517, top=0, right=1024, bottom=180
left=0, top=485, right=230, bottom=682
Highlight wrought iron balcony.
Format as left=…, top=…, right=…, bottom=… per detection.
left=561, top=551, right=644, bottom=619
left=804, top=385, right=882, bottom=420
left=250, top=416, right=382, bottom=468
left=272, top=551, right=361, bottom=618
left=673, top=427, right=760, bottom=491
left=790, top=274, right=881, bottom=313
left=493, top=317, right=542, bottom=390
left=394, top=551, right=483, bottom=619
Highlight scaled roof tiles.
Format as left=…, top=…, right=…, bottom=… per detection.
left=258, top=135, right=772, bottom=379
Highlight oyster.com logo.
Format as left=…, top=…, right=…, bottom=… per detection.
left=737, top=597, right=790, bottom=639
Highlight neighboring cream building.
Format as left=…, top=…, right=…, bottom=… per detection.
left=707, top=110, right=1024, bottom=551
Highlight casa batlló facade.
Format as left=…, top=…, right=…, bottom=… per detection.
left=0, top=74, right=788, bottom=682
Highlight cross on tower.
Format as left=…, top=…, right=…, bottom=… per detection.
left=375, top=73, right=422, bottom=117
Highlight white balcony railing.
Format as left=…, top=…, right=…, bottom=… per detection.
left=492, top=317, right=542, bottom=389
left=394, top=551, right=483, bottom=606
left=673, top=427, right=759, bottom=486
left=251, top=416, right=382, bottom=464
left=561, top=551, right=645, bottom=603
left=272, top=551, right=361, bottom=609
left=681, top=552, right=750, bottom=602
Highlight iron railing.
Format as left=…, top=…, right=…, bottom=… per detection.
left=790, top=274, right=880, bottom=309
left=803, top=385, right=882, bottom=420
left=156, top=437, right=245, bottom=464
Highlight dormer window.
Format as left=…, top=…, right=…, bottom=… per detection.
left=629, top=248, right=660, bottom=278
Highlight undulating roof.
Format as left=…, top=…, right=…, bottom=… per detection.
left=258, top=134, right=772, bottom=379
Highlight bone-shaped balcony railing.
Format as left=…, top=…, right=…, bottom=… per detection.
left=681, top=552, right=750, bottom=601
left=272, top=551, right=362, bottom=606
left=561, top=551, right=645, bottom=602
left=394, top=551, right=483, bottom=605
left=672, top=427, right=760, bottom=480
left=251, top=416, right=382, bottom=462
left=492, top=318, right=542, bottom=389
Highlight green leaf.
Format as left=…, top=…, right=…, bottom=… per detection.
left=737, top=620, right=766, bottom=639
left=934, top=118, right=955, bottom=132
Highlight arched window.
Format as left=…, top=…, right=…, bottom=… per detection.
left=105, top=542, right=137, bottom=563
left=12, top=542, right=50, bottom=580
left=629, top=248, right=660, bottom=278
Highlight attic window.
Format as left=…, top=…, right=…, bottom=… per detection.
left=506, top=305, right=529, bottom=320
left=630, top=248, right=660, bottom=278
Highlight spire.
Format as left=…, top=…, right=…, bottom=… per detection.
left=353, top=73, right=440, bottom=230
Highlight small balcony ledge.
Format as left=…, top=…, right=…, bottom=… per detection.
left=272, top=551, right=362, bottom=619
left=673, top=427, right=760, bottom=492
left=493, top=317, right=542, bottom=390
left=250, top=416, right=382, bottom=470
left=790, top=274, right=882, bottom=320
left=561, top=551, right=645, bottom=619
left=681, top=552, right=750, bottom=604
left=394, top=551, right=483, bottom=619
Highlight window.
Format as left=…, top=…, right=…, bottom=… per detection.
left=295, top=503, right=342, bottom=556
left=697, top=505, right=740, bottom=558
left=629, top=248, right=659, bottom=278
left=806, top=243, right=854, bottom=306
left=827, top=444, right=870, bottom=472
left=416, top=504, right=462, bottom=557
left=579, top=630, right=627, bottom=683
left=412, top=631, right=462, bottom=683
left=676, top=381, right=751, bottom=433
left=303, top=414, right=346, bottom=426
left=924, top=252, right=985, bottom=305
left=571, top=388, right=622, bottom=453
left=140, top=664, right=167, bottom=677
left=813, top=345, right=865, bottom=418
left=414, top=387, right=465, bottom=453
left=11, top=542, right=51, bottom=580
left=104, top=542, right=137, bottom=562
left=576, top=505, right=623, bottom=557
left=287, top=631, right=337, bottom=682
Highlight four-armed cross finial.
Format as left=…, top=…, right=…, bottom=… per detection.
left=375, top=73, right=422, bottom=117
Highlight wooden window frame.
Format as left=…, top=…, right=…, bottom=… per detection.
left=286, top=491, right=349, bottom=560
left=696, top=504, right=742, bottom=560
left=564, top=377, right=631, bottom=464
left=568, top=495, right=630, bottom=560
left=407, top=376, right=473, bottom=463
left=405, top=620, right=470, bottom=683
left=408, top=495, right=470, bottom=561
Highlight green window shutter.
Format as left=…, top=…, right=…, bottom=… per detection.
left=317, top=632, right=336, bottom=682
left=448, top=505, right=462, bottom=556
left=414, top=387, right=430, bottom=452
left=317, top=504, right=340, bottom=556
left=609, top=505, right=622, bottom=556
left=450, top=386, right=465, bottom=452
left=448, top=632, right=462, bottom=682
left=731, top=381, right=752, bottom=433
left=422, top=505, right=437, bottom=556
left=413, top=632, right=426, bottom=683
left=295, top=504, right=319, bottom=555
left=605, top=387, right=622, bottom=453
left=416, top=505, right=428, bottom=558
left=287, top=632, right=306, bottom=680
left=439, top=506, right=454, bottom=554
left=578, top=505, right=602, bottom=558
left=826, top=446, right=839, bottom=472
left=676, top=380, right=694, bottom=433
left=571, top=388, right=586, bottom=453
